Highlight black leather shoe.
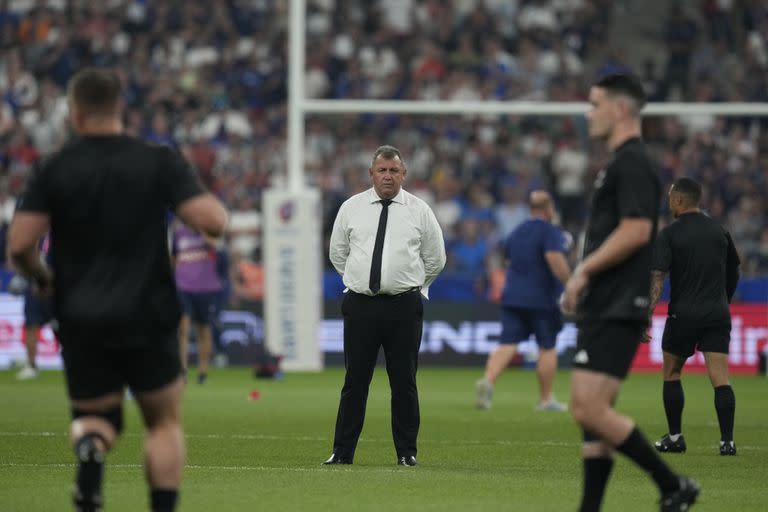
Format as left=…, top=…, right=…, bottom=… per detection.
left=322, top=453, right=352, bottom=465
left=719, top=440, right=737, bottom=456
left=397, top=455, right=417, bottom=466
left=655, top=434, right=687, bottom=453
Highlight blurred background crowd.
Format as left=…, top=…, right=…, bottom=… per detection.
left=1, top=0, right=767, bottom=303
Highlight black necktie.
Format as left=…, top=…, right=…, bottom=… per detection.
left=369, top=199, right=392, bottom=294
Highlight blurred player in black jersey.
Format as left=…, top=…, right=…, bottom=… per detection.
left=561, top=74, right=699, bottom=512
left=8, top=69, right=227, bottom=512
left=647, top=177, right=740, bottom=456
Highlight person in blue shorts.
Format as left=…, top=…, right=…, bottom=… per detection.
left=475, top=190, right=572, bottom=410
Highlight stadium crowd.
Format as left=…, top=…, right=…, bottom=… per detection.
left=1, top=0, right=767, bottom=302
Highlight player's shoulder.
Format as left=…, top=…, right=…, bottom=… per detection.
left=32, top=150, right=61, bottom=176
left=528, top=218, right=561, bottom=235
left=141, top=138, right=178, bottom=154
left=703, top=214, right=732, bottom=239
left=611, top=139, right=657, bottom=173
left=508, top=218, right=535, bottom=238
left=542, top=221, right=570, bottom=249
left=36, top=136, right=88, bottom=172
left=116, top=139, right=189, bottom=179
left=681, top=211, right=719, bottom=229
left=52, top=135, right=165, bottom=164
left=543, top=219, right=563, bottom=234
left=121, top=137, right=177, bottom=162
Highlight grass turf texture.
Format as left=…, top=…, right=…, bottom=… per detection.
left=1, top=368, right=766, bottom=511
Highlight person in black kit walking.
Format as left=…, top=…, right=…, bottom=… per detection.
left=324, top=145, right=446, bottom=466
left=647, top=177, right=740, bottom=456
left=560, top=74, right=699, bottom=512
left=8, top=68, right=227, bottom=512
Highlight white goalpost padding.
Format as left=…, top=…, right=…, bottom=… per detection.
left=262, top=0, right=768, bottom=371
left=263, top=188, right=323, bottom=371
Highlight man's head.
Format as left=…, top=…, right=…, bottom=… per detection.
left=67, top=68, right=122, bottom=133
left=528, top=189, right=555, bottom=222
left=668, top=177, right=702, bottom=217
left=586, top=73, right=646, bottom=141
left=369, top=145, right=407, bottom=200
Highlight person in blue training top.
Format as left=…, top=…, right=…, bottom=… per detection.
left=476, top=190, right=572, bottom=411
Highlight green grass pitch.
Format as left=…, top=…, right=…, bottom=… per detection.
left=1, top=367, right=766, bottom=511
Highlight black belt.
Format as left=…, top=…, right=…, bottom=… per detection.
left=348, top=287, right=421, bottom=298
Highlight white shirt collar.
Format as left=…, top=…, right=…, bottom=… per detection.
left=367, top=187, right=406, bottom=205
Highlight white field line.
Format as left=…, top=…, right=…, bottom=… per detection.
left=0, top=431, right=764, bottom=451
left=0, top=462, right=363, bottom=472
left=0, top=431, right=575, bottom=447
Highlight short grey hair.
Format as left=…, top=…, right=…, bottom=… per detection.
left=371, top=145, right=405, bottom=167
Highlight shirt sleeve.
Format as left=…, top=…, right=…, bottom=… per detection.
left=161, top=146, right=206, bottom=210
left=328, top=201, right=350, bottom=276
left=544, top=225, right=568, bottom=253
left=15, top=161, right=50, bottom=214
left=616, top=152, right=659, bottom=220
left=652, top=227, right=671, bottom=272
left=420, top=204, right=447, bottom=294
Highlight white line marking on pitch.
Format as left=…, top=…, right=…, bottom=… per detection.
left=0, top=463, right=388, bottom=473
left=0, top=431, right=572, bottom=446
left=0, top=432, right=763, bottom=451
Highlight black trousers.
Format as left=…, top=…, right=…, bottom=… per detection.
left=332, top=289, right=423, bottom=459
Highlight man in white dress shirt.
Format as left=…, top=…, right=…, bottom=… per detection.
left=323, top=145, right=446, bottom=467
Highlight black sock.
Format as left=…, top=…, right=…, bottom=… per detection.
left=714, top=385, right=735, bottom=442
left=151, top=488, right=178, bottom=512
left=579, top=457, right=614, bottom=512
left=616, top=427, right=678, bottom=493
left=663, top=380, right=684, bottom=435
left=73, top=434, right=105, bottom=512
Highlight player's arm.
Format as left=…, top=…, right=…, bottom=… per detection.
left=648, top=270, right=666, bottom=318
left=648, top=227, right=670, bottom=321
left=578, top=217, right=653, bottom=278
left=545, top=252, right=571, bottom=285
left=176, top=195, right=228, bottom=238
left=638, top=269, right=666, bottom=344
left=562, top=218, right=653, bottom=315
left=724, top=231, right=740, bottom=303
left=8, top=161, right=53, bottom=292
left=164, top=147, right=228, bottom=237
left=200, top=231, right=223, bottom=247
left=8, top=212, right=52, bottom=291
left=544, top=228, right=572, bottom=285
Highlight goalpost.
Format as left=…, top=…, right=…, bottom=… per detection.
left=262, top=0, right=768, bottom=371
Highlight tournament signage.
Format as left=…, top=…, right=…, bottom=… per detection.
left=0, top=295, right=765, bottom=374
left=262, top=188, right=323, bottom=371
